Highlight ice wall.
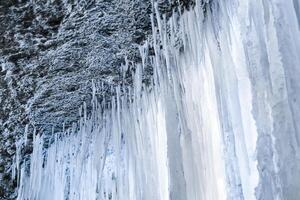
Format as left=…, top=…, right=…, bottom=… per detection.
left=16, top=0, right=300, bottom=199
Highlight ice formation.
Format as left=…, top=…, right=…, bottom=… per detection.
left=16, top=0, right=300, bottom=199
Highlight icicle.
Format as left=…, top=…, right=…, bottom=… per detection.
left=17, top=0, right=300, bottom=199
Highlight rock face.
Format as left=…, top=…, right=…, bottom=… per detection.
left=0, top=0, right=193, bottom=199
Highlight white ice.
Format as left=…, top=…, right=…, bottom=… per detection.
left=16, top=0, right=300, bottom=199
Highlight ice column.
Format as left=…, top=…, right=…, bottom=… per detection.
left=16, top=0, right=300, bottom=199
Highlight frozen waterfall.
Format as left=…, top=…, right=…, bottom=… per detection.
left=15, top=0, right=300, bottom=199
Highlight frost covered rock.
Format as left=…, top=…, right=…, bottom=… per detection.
left=0, top=0, right=192, bottom=199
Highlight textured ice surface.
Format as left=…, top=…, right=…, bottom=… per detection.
left=16, top=0, right=300, bottom=199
